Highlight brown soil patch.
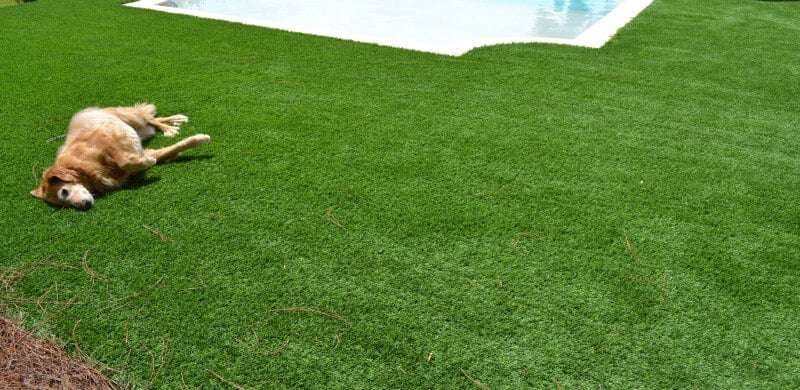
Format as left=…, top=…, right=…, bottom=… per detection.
left=0, top=317, right=117, bottom=390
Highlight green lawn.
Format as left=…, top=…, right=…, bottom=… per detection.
left=1, top=0, right=799, bottom=388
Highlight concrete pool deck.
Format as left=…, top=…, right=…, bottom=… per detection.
left=125, top=0, right=655, bottom=55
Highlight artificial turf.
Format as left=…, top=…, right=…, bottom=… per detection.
left=1, top=0, right=799, bottom=388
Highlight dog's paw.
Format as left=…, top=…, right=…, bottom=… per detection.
left=144, top=156, right=157, bottom=167
left=169, top=115, right=189, bottom=126
left=190, top=134, right=211, bottom=145
left=100, top=177, right=118, bottom=188
left=162, top=126, right=180, bottom=137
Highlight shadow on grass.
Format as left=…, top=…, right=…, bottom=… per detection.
left=118, top=174, right=162, bottom=191
left=36, top=154, right=212, bottom=210
left=159, top=154, right=214, bottom=165
left=115, top=154, right=214, bottom=191
left=108, top=154, right=213, bottom=194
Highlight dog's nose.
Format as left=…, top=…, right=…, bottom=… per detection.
left=81, top=199, right=94, bottom=209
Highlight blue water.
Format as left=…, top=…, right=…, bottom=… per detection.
left=159, top=0, right=626, bottom=54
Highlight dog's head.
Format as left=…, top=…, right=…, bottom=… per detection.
left=31, top=166, right=94, bottom=210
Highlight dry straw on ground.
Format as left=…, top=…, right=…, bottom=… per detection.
left=0, top=317, right=117, bottom=389
left=1, top=260, right=116, bottom=390
left=0, top=317, right=117, bottom=390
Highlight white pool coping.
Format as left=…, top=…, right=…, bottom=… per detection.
left=125, top=0, right=654, bottom=55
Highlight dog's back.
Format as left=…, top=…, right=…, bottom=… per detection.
left=59, top=108, right=144, bottom=159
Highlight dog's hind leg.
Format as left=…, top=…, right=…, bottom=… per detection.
left=104, top=103, right=187, bottom=138
left=144, top=134, right=211, bottom=162
left=104, top=103, right=159, bottom=141
left=147, top=118, right=181, bottom=138
left=155, top=114, right=189, bottom=126
left=146, top=114, right=190, bottom=138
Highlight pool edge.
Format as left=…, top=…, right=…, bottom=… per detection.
left=124, top=0, right=656, bottom=56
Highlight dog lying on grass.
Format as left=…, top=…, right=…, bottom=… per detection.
left=31, top=104, right=210, bottom=209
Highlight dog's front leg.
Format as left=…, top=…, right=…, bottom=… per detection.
left=145, top=134, right=211, bottom=162
left=113, top=152, right=157, bottom=173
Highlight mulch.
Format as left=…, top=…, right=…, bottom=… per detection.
left=0, top=317, right=117, bottom=390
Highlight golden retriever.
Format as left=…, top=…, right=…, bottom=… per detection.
left=31, top=103, right=210, bottom=209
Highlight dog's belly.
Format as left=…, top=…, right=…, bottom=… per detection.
left=62, top=108, right=143, bottom=157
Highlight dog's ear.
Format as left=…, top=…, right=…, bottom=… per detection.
left=30, top=186, right=44, bottom=199
left=45, top=167, right=77, bottom=185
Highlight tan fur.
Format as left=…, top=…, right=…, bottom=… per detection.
left=32, top=104, right=210, bottom=209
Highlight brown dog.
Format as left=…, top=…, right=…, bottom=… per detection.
left=31, top=104, right=210, bottom=209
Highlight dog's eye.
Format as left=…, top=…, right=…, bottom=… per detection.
left=59, top=188, right=69, bottom=199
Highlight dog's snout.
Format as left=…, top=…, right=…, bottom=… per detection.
left=81, top=199, right=94, bottom=209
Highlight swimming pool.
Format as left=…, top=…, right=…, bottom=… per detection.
left=126, top=0, right=654, bottom=55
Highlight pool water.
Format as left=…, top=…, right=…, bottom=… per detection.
left=130, top=0, right=653, bottom=55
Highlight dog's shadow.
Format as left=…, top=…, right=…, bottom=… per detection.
left=119, top=175, right=162, bottom=191
left=159, top=154, right=214, bottom=165
left=87, top=176, right=162, bottom=201
left=101, top=154, right=214, bottom=196
left=41, top=154, right=214, bottom=209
